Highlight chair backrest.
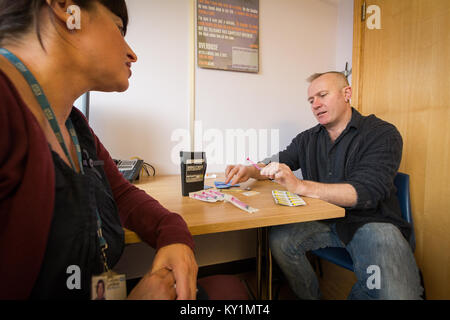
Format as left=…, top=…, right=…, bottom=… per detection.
left=394, top=172, right=416, bottom=252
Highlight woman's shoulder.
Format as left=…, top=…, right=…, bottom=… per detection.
left=0, top=68, right=43, bottom=134
left=0, top=68, right=50, bottom=162
left=0, top=60, right=49, bottom=125
left=0, top=67, right=19, bottom=102
left=0, top=67, right=34, bottom=119
left=0, top=69, right=23, bottom=129
left=0, top=56, right=24, bottom=98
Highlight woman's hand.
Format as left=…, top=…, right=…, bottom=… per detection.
left=127, top=266, right=176, bottom=300
left=150, top=243, right=198, bottom=300
left=127, top=243, right=198, bottom=300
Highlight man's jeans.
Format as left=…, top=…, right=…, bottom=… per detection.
left=269, top=222, right=423, bottom=299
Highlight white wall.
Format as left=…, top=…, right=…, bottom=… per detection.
left=196, top=0, right=340, bottom=173
left=89, top=0, right=354, bottom=277
left=90, top=0, right=348, bottom=175
left=90, top=0, right=191, bottom=173
left=73, top=93, right=88, bottom=118
left=335, top=0, right=354, bottom=84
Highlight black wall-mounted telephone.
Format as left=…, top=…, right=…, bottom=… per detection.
left=114, top=159, right=144, bottom=182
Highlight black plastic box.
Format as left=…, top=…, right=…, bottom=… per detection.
left=180, top=151, right=207, bottom=196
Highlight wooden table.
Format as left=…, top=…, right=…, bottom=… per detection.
left=125, top=175, right=345, bottom=299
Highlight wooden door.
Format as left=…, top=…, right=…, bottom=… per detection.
left=352, top=0, right=450, bottom=299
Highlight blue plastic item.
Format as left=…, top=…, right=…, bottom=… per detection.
left=214, top=181, right=240, bottom=189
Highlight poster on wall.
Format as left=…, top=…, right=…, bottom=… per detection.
left=197, top=0, right=259, bottom=73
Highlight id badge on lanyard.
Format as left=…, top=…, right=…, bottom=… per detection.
left=0, top=48, right=127, bottom=300
left=92, top=210, right=127, bottom=300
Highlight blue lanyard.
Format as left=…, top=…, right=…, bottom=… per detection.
left=0, top=48, right=84, bottom=174
left=1, top=48, right=110, bottom=271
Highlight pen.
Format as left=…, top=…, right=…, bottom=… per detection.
left=247, top=157, right=275, bottom=181
left=246, top=157, right=261, bottom=171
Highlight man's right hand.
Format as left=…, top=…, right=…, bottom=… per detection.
left=224, top=164, right=259, bottom=185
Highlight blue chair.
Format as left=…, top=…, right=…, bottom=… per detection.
left=312, top=172, right=416, bottom=271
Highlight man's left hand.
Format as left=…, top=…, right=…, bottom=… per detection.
left=260, top=162, right=304, bottom=194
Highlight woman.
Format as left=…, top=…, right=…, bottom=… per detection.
left=0, top=0, right=197, bottom=299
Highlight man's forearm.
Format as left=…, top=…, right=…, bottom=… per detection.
left=296, top=180, right=357, bottom=208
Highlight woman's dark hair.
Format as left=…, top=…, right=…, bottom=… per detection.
left=0, top=0, right=128, bottom=46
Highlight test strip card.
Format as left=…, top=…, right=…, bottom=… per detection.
left=189, top=189, right=225, bottom=202
left=272, top=190, right=306, bottom=207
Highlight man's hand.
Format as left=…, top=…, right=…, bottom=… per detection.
left=260, top=162, right=303, bottom=194
left=127, top=267, right=176, bottom=300
left=260, top=162, right=358, bottom=207
left=224, top=164, right=264, bottom=185
left=150, top=243, right=198, bottom=300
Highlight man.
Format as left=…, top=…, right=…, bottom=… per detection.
left=224, top=72, right=423, bottom=299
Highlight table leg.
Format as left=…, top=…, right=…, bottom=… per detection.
left=256, top=228, right=263, bottom=300
left=256, top=227, right=273, bottom=300
left=264, top=227, right=273, bottom=300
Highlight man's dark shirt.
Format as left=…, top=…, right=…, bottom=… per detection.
left=263, top=108, right=411, bottom=245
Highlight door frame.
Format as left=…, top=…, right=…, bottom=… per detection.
left=351, top=0, right=365, bottom=112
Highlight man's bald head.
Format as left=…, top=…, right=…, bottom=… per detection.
left=306, top=71, right=353, bottom=130
left=307, top=71, right=349, bottom=89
